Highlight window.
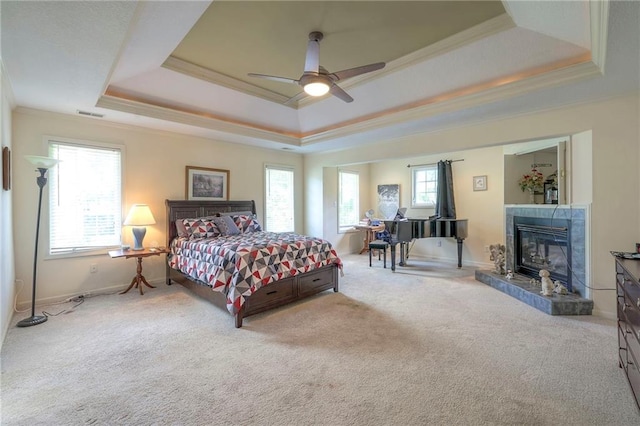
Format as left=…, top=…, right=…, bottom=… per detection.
left=338, top=169, right=359, bottom=232
left=265, top=164, right=294, bottom=232
left=412, top=165, right=438, bottom=207
left=48, top=138, right=123, bottom=255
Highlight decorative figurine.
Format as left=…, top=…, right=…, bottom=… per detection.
left=553, top=280, right=568, bottom=295
left=539, top=269, right=554, bottom=296
left=506, top=270, right=513, bottom=280
left=489, top=243, right=506, bottom=275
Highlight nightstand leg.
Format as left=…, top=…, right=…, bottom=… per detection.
left=120, top=257, right=156, bottom=295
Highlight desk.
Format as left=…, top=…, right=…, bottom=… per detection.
left=109, top=248, right=170, bottom=295
left=354, top=224, right=385, bottom=254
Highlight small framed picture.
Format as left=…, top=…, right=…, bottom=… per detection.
left=185, top=166, right=229, bottom=200
left=473, top=175, right=487, bottom=191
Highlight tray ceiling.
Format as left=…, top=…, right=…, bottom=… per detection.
left=2, top=1, right=637, bottom=153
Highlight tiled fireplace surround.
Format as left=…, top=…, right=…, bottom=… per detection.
left=475, top=205, right=592, bottom=315
left=505, top=205, right=588, bottom=298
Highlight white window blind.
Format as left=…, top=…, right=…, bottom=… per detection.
left=338, top=170, right=359, bottom=231
left=265, top=165, right=295, bottom=232
left=48, top=140, right=122, bottom=254
left=412, top=165, right=438, bottom=207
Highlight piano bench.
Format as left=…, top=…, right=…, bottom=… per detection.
left=369, top=240, right=390, bottom=268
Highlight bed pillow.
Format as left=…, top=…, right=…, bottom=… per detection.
left=213, top=215, right=241, bottom=236
left=234, top=214, right=263, bottom=233
left=182, top=218, right=220, bottom=239
left=175, top=219, right=189, bottom=237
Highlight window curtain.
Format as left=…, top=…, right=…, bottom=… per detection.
left=435, top=160, right=456, bottom=219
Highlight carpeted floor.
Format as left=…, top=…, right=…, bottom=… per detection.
left=1, top=254, right=639, bottom=425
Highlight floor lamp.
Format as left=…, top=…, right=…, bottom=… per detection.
left=17, top=155, right=60, bottom=327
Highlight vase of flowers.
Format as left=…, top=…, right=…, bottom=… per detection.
left=518, top=168, right=544, bottom=203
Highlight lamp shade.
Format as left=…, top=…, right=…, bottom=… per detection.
left=123, top=204, right=156, bottom=226
left=24, top=155, right=60, bottom=168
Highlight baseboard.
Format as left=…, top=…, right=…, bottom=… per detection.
left=14, top=277, right=166, bottom=311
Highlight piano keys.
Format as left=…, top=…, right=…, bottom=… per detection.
left=384, top=218, right=468, bottom=270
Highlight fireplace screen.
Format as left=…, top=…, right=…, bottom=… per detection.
left=515, top=217, right=571, bottom=291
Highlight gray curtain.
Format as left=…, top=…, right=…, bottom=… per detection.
left=435, top=160, right=456, bottom=219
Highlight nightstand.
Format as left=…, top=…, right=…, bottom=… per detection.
left=108, top=248, right=170, bottom=295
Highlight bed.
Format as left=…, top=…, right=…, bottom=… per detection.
left=165, top=199, right=342, bottom=327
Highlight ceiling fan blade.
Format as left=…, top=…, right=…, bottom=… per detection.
left=304, top=38, right=320, bottom=73
left=284, top=91, right=308, bottom=106
left=247, top=73, right=298, bottom=85
left=331, top=62, right=386, bottom=81
left=329, top=84, right=353, bottom=103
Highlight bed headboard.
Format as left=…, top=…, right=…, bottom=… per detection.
left=165, top=199, right=256, bottom=245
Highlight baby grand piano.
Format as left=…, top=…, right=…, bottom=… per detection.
left=383, top=217, right=468, bottom=270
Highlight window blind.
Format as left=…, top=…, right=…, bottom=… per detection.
left=48, top=141, right=122, bottom=253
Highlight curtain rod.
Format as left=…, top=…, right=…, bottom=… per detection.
left=406, top=159, right=464, bottom=168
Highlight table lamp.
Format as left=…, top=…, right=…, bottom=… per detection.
left=18, top=155, right=60, bottom=327
left=123, top=204, right=156, bottom=250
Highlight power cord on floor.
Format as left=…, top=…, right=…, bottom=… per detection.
left=42, top=295, right=86, bottom=317
left=14, top=282, right=121, bottom=319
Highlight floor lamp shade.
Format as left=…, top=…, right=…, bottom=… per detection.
left=18, top=155, right=60, bottom=327
left=124, top=204, right=156, bottom=250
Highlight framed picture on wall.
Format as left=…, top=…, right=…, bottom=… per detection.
left=473, top=175, right=487, bottom=191
left=377, top=184, right=400, bottom=219
left=185, top=166, right=229, bottom=200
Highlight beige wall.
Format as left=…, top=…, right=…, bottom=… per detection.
left=304, top=93, right=640, bottom=319
left=11, top=108, right=304, bottom=307
left=1, top=62, right=15, bottom=348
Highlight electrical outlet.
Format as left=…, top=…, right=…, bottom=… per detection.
left=90, top=264, right=98, bottom=274
left=15, top=279, right=24, bottom=287
left=484, top=245, right=490, bottom=253
left=437, top=240, right=442, bottom=247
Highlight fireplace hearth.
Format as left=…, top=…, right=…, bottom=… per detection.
left=476, top=205, right=591, bottom=315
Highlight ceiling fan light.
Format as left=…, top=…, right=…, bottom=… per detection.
left=304, top=82, right=330, bottom=97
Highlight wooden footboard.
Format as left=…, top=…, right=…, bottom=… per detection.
left=168, top=263, right=339, bottom=327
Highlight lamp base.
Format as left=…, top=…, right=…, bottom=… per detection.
left=131, top=227, right=146, bottom=251
left=17, top=315, right=47, bottom=327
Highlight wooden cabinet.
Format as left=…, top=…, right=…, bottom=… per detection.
left=615, top=256, right=640, bottom=409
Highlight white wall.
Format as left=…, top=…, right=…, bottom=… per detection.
left=0, top=61, right=15, bottom=348
left=304, top=93, right=640, bottom=318
left=11, top=108, right=304, bottom=308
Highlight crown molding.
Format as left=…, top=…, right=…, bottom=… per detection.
left=162, top=56, right=293, bottom=106
left=96, top=94, right=301, bottom=146
left=300, top=58, right=600, bottom=147
left=97, top=54, right=598, bottom=151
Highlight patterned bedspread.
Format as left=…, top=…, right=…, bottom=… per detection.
left=168, top=231, right=343, bottom=314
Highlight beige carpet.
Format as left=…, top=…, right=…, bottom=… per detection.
left=1, top=254, right=638, bottom=425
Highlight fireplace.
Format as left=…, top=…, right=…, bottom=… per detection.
left=505, top=205, right=588, bottom=298
left=514, top=216, right=572, bottom=291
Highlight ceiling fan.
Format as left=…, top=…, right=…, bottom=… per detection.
left=248, top=31, right=385, bottom=104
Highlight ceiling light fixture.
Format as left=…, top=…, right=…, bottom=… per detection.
left=303, top=79, right=330, bottom=97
